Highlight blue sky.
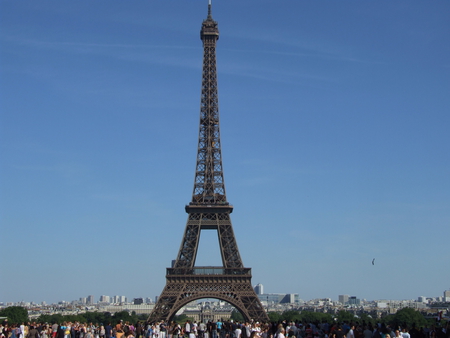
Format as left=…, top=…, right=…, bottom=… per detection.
left=1, top=0, right=449, bottom=305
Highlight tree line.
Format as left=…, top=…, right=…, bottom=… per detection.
left=0, top=306, right=444, bottom=328
left=266, top=308, right=439, bottom=328
left=0, top=307, right=147, bottom=326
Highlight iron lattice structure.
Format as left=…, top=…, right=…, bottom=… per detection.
left=148, top=3, right=268, bottom=323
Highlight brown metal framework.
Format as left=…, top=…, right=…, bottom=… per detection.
left=148, top=3, right=268, bottom=323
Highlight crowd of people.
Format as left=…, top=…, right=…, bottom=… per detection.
left=1, top=318, right=449, bottom=338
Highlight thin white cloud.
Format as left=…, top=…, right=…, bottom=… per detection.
left=228, top=28, right=386, bottom=66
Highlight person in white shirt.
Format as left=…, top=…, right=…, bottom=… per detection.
left=401, top=328, right=410, bottom=338
left=277, top=329, right=286, bottom=338
left=346, top=326, right=355, bottom=338
left=235, top=325, right=242, bottom=338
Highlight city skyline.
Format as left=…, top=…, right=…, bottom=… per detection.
left=3, top=287, right=450, bottom=306
left=1, top=1, right=449, bottom=305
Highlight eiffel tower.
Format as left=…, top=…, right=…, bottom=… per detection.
left=147, top=2, right=269, bottom=323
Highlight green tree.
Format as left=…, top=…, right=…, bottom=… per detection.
left=0, top=306, right=29, bottom=324
left=173, top=314, right=189, bottom=325
left=84, top=312, right=100, bottom=324
left=357, top=313, right=375, bottom=326
left=387, top=308, right=428, bottom=328
left=103, top=312, right=113, bottom=325
left=336, top=310, right=355, bottom=323
left=282, top=310, right=302, bottom=322
left=37, top=313, right=64, bottom=325
left=268, top=312, right=281, bottom=323
left=299, top=311, right=333, bottom=324
left=230, top=310, right=244, bottom=323
left=112, top=311, right=133, bottom=325
left=137, top=314, right=148, bottom=321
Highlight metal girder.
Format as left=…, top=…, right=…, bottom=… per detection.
left=174, top=211, right=243, bottom=269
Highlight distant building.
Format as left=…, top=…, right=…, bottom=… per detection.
left=281, top=294, right=299, bottom=304
left=87, top=295, right=95, bottom=305
left=133, top=298, right=144, bottom=305
left=112, top=296, right=127, bottom=304
left=348, top=296, right=360, bottom=306
left=103, top=304, right=154, bottom=315
left=183, top=302, right=231, bottom=323
left=254, top=284, right=264, bottom=295
left=257, top=293, right=299, bottom=304
left=444, top=290, right=450, bottom=302
left=339, top=295, right=349, bottom=304
left=253, top=284, right=299, bottom=304
left=100, top=295, right=110, bottom=303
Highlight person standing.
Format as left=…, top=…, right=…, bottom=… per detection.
left=115, top=323, right=124, bottom=338
left=19, top=323, right=26, bottom=338
left=160, top=323, right=167, bottom=338
left=11, top=325, right=19, bottom=338
left=335, top=326, right=345, bottom=338
left=401, top=328, right=410, bottom=338
left=234, top=325, right=242, bottom=338
left=210, top=323, right=217, bottom=338
left=105, top=324, right=113, bottom=338
left=198, top=323, right=206, bottom=338
left=216, top=322, right=222, bottom=338
left=185, top=322, right=191, bottom=338
left=0, top=323, right=5, bottom=338
left=171, top=323, right=180, bottom=338
left=347, top=326, right=355, bottom=338
left=363, top=326, right=373, bottom=338
left=135, top=323, right=142, bottom=338
left=28, top=326, right=40, bottom=338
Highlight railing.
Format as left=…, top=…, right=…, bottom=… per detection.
left=167, top=267, right=251, bottom=276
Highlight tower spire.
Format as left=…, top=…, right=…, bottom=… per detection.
left=195, top=0, right=221, bottom=204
